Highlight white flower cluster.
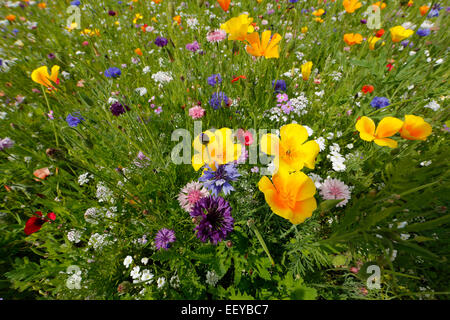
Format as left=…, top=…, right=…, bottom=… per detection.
left=96, top=182, right=115, bottom=204
left=78, top=172, right=93, bottom=186
left=88, top=233, right=110, bottom=250
left=84, top=206, right=118, bottom=224
left=327, top=143, right=346, bottom=172
left=205, top=270, right=220, bottom=287
left=151, top=71, right=173, bottom=85
left=67, top=229, right=82, bottom=243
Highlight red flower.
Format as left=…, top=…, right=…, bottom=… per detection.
left=362, top=85, right=374, bottom=94
left=386, top=63, right=394, bottom=71
left=375, top=29, right=385, bottom=38
left=231, top=75, right=246, bottom=83
left=24, top=211, right=56, bottom=235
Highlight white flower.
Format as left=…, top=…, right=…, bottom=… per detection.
left=142, top=66, right=151, bottom=74
left=78, top=172, right=93, bottom=185
left=308, top=173, right=323, bottom=189
left=315, top=137, right=326, bottom=151
left=170, top=275, right=180, bottom=288
left=124, top=255, right=133, bottom=268
left=88, top=233, right=108, bottom=250
left=67, top=229, right=82, bottom=243
left=205, top=271, right=219, bottom=287
left=96, top=182, right=114, bottom=204
left=141, top=257, right=149, bottom=265
left=84, top=207, right=100, bottom=224
left=303, top=125, right=313, bottom=136
left=420, top=160, right=432, bottom=167
left=130, top=266, right=141, bottom=279
left=141, top=269, right=154, bottom=283
left=151, top=71, right=173, bottom=85
left=423, top=100, right=440, bottom=111
left=156, top=277, right=166, bottom=289
left=346, top=143, right=354, bottom=149
left=135, top=87, right=147, bottom=96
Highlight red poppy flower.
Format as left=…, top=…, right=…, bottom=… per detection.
left=362, top=85, right=374, bottom=94
left=24, top=211, right=56, bottom=235
left=386, top=63, right=394, bottom=71
left=375, top=29, right=385, bottom=38
left=231, top=75, right=246, bottom=83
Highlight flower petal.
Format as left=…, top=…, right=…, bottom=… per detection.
left=355, top=116, right=375, bottom=141
left=375, top=117, right=403, bottom=138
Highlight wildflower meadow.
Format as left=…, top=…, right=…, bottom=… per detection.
left=0, top=0, right=449, bottom=302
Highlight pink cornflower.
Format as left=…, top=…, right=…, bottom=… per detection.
left=188, top=106, right=205, bottom=119
left=206, top=29, right=227, bottom=43
left=319, top=177, right=351, bottom=207
left=178, top=181, right=209, bottom=213
left=154, top=106, right=163, bottom=114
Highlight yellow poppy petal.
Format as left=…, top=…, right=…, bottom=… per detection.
left=291, top=197, right=317, bottom=224
left=294, top=172, right=317, bottom=201
left=355, top=116, right=376, bottom=141
left=49, top=65, right=60, bottom=83
left=375, top=117, right=403, bottom=138
left=260, top=133, right=280, bottom=155
left=298, top=140, right=320, bottom=170
left=280, top=123, right=308, bottom=145
left=258, top=176, right=276, bottom=194
left=374, top=137, right=398, bottom=148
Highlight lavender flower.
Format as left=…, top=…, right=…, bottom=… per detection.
left=154, top=228, right=176, bottom=250
left=190, top=196, right=234, bottom=245
left=198, top=163, right=240, bottom=196
left=186, top=41, right=200, bottom=52
left=0, top=137, right=14, bottom=151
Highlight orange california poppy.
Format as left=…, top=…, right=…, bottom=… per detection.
left=355, top=116, right=403, bottom=148
left=245, top=30, right=282, bottom=59
left=399, top=115, right=432, bottom=141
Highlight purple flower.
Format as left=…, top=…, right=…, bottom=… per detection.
left=370, top=96, right=390, bottom=109
left=66, top=112, right=84, bottom=127
left=417, top=28, right=431, bottom=37
left=186, top=41, right=200, bottom=52
left=134, top=151, right=150, bottom=167
left=207, top=74, right=222, bottom=87
left=154, top=228, right=176, bottom=250
left=47, top=53, right=55, bottom=59
left=272, top=79, right=286, bottom=92
left=198, top=163, right=240, bottom=196
left=401, top=40, right=413, bottom=47
left=108, top=10, right=116, bottom=16
left=71, top=0, right=81, bottom=6
left=110, top=101, right=130, bottom=116
left=209, top=91, right=229, bottom=110
left=360, top=19, right=367, bottom=24
left=104, top=67, right=121, bottom=78
left=190, top=196, right=234, bottom=245
left=0, top=137, right=14, bottom=151
left=154, top=36, right=168, bottom=47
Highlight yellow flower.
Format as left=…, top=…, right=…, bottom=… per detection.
left=399, top=115, right=432, bottom=141
left=260, top=123, right=320, bottom=173
left=192, top=128, right=242, bottom=171
left=301, top=26, right=308, bottom=33
left=38, top=2, right=46, bottom=8
left=355, top=116, right=403, bottom=148
left=368, top=36, right=384, bottom=50
left=389, top=26, right=414, bottom=43
left=343, top=33, right=363, bottom=45
left=301, top=61, right=313, bottom=81
left=220, top=14, right=254, bottom=41
left=312, top=9, right=325, bottom=16
left=133, top=13, right=143, bottom=24
left=245, top=30, right=282, bottom=59
left=31, top=65, right=60, bottom=90
left=258, top=167, right=317, bottom=225
left=314, top=17, right=324, bottom=23
left=343, top=0, right=362, bottom=13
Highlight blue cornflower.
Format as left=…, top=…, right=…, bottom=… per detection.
left=289, top=0, right=299, bottom=3
left=207, top=74, right=222, bottom=87
left=198, top=163, right=240, bottom=196
left=104, top=67, right=121, bottom=78
left=370, top=97, right=390, bottom=109
left=209, top=91, right=229, bottom=110
left=272, top=79, right=287, bottom=92
left=401, top=40, right=413, bottom=47
left=66, top=112, right=84, bottom=127
left=70, top=0, right=81, bottom=6
left=417, top=28, right=431, bottom=37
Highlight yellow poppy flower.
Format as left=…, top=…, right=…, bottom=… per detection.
left=258, top=168, right=317, bottom=225
left=220, top=14, right=254, bottom=41
left=368, top=36, right=384, bottom=50
left=301, top=61, right=313, bottom=81
left=260, top=123, right=320, bottom=173
left=31, top=65, right=60, bottom=90
left=312, top=9, right=325, bottom=16
left=389, top=26, right=414, bottom=43
left=301, top=26, right=308, bottom=33
left=355, top=116, right=403, bottom=148
left=245, top=30, right=282, bottom=59
left=343, top=33, right=363, bottom=45
left=343, top=0, right=362, bottom=13
left=399, top=115, right=432, bottom=141
left=192, top=128, right=242, bottom=171
left=133, top=14, right=143, bottom=24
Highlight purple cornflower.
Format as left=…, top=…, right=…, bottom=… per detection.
left=110, top=101, right=130, bottom=116
left=272, top=79, right=287, bottom=92
left=207, top=74, right=222, bottom=87
left=47, top=53, right=55, bottom=59
left=370, top=96, right=390, bottom=109
left=401, top=40, right=413, bottom=47
left=198, top=163, right=240, bottom=196
left=360, top=19, right=367, bottom=24
left=209, top=91, right=229, bottom=110
left=154, top=36, right=168, bottom=47
left=66, top=112, right=84, bottom=127
left=0, top=137, right=14, bottom=151
left=186, top=41, right=200, bottom=52
left=104, top=67, right=121, bottom=78
left=154, top=228, right=176, bottom=250
left=108, top=10, right=116, bottom=16
left=417, top=28, right=431, bottom=37
left=190, top=196, right=234, bottom=245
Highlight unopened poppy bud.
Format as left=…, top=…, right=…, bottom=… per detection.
left=226, top=240, right=232, bottom=248
left=117, top=281, right=131, bottom=293
left=46, top=148, right=65, bottom=160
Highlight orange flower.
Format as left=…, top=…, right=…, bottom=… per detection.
left=33, top=167, right=51, bottom=181
left=245, top=30, right=282, bottom=59
left=399, top=115, right=432, bottom=141
left=135, top=48, right=143, bottom=56
left=6, top=14, right=16, bottom=22
left=217, top=0, right=231, bottom=11
left=258, top=168, right=317, bottom=225
left=372, top=1, right=386, bottom=9
left=312, top=9, right=325, bottom=16
left=31, top=65, right=60, bottom=91
left=343, top=33, right=363, bottom=45
left=343, top=0, right=362, bottom=13
left=173, top=15, right=181, bottom=25
left=356, top=116, right=403, bottom=148
left=38, top=2, right=47, bottom=8
left=419, top=5, right=429, bottom=16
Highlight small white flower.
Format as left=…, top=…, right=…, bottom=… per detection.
left=141, top=257, right=149, bottom=265
left=141, top=269, right=154, bottom=283
left=130, top=266, right=141, bottom=279
left=157, top=277, right=166, bottom=289
left=205, top=271, right=219, bottom=287
left=124, top=255, right=133, bottom=268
